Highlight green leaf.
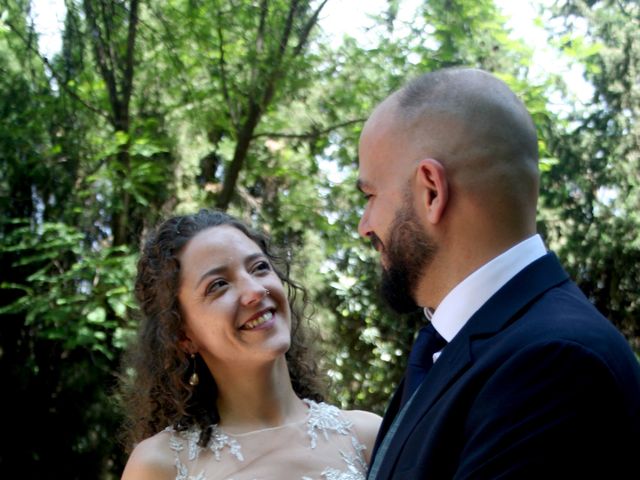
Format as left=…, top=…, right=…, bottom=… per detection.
left=86, top=307, right=106, bottom=324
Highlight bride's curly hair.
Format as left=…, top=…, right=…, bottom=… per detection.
left=118, top=209, right=325, bottom=450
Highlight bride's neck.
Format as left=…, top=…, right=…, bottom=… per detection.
left=214, top=356, right=307, bottom=432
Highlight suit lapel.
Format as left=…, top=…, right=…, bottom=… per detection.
left=371, top=253, right=570, bottom=479
left=370, top=379, right=404, bottom=461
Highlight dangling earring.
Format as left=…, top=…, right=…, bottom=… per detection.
left=188, top=353, right=199, bottom=386
left=264, top=289, right=270, bottom=296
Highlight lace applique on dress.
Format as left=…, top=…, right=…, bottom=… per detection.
left=166, top=400, right=368, bottom=480
left=320, top=435, right=368, bottom=480
left=209, top=427, right=244, bottom=462
left=303, top=400, right=367, bottom=480
left=305, top=399, right=352, bottom=448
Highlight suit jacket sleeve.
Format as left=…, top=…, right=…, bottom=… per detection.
left=454, top=339, right=637, bottom=479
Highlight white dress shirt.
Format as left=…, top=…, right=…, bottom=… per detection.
left=427, top=234, right=547, bottom=361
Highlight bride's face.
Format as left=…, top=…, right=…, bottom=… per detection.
left=177, top=225, right=291, bottom=369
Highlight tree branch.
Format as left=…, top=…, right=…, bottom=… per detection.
left=293, top=0, right=329, bottom=56
left=258, top=0, right=299, bottom=110
left=121, top=0, right=140, bottom=116
left=615, top=0, right=634, bottom=19
left=144, top=2, right=197, bottom=107
left=98, top=0, right=118, bottom=85
left=83, top=0, right=121, bottom=127
left=216, top=13, right=238, bottom=128
left=248, top=0, right=270, bottom=104
left=274, top=0, right=298, bottom=63
left=2, top=16, right=109, bottom=120
left=252, top=117, right=367, bottom=139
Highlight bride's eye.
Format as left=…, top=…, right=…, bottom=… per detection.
left=252, top=260, right=271, bottom=274
left=205, top=278, right=227, bottom=296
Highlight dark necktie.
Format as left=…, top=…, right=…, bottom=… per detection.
left=401, top=323, right=447, bottom=407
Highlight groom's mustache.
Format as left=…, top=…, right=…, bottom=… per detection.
left=369, top=232, right=383, bottom=252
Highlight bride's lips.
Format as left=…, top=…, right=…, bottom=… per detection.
left=240, top=308, right=276, bottom=331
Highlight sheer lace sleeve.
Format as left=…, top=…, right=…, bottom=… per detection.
left=164, top=400, right=370, bottom=480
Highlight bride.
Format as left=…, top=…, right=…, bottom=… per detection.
left=119, top=209, right=381, bottom=480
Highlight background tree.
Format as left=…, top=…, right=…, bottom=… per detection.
left=315, top=0, right=559, bottom=413
left=540, top=0, right=640, bottom=350
left=0, top=1, right=135, bottom=476
left=0, top=0, right=637, bottom=477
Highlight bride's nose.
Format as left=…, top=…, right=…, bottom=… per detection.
left=239, top=278, right=269, bottom=306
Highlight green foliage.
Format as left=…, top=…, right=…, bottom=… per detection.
left=1, top=0, right=638, bottom=477
left=540, top=0, right=640, bottom=349
left=311, top=0, right=559, bottom=414
left=0, top=219, right=136, bottom=476
left=0, top=220, right=136, bottom=357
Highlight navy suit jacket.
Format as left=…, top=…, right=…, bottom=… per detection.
left=368, top=253, right=640, bottom=479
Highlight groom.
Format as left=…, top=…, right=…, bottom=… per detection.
left=356, top=67, right=640, bottom=479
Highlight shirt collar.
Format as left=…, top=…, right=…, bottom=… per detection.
left=427, top=234, right=546, bottom=342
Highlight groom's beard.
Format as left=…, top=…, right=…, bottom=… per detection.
left=377, top=199, right=437, bottom=314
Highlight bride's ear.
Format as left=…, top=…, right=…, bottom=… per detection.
left=179, top=334, right=197, bottom=355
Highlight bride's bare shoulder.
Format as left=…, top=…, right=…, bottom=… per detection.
left=342, top=409, right=382, bottom=459
left=120, top=430, right=175, bottom=480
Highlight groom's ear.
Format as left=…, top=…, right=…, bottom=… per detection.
left=416, top=158, right=448, bottom=224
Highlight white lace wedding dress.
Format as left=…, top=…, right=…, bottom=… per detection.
left=164, top=400, right=368, bottom=480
